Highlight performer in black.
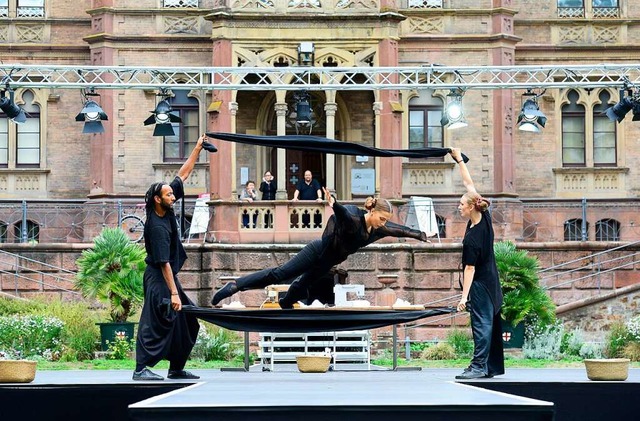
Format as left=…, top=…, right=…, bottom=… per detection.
left=450, top=147, right=505, bottom=380
left=211, top=187, right=432, bottom=308
left=133, top=134, right=208, bottom=381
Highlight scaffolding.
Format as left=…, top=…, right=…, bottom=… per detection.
left=1, top=63, right=640, bottom=91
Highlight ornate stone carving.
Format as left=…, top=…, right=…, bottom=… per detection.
left=232, top=0, right=275, bottom=9
left=558, top=26, right=586, bottom=44
left=16, top=24, right=45, bottom=43
left=288, top=0, right=322, bottom=9
left=0, top=25, right=8, bottom=42
left=405, top=17, right=443, bottom=35
left=164, top=16, right=200, bottom=34
left=593, top=26, right=619, bottom=44
left=336, top=0, right=377, bottom=10
left=408, top=168, right=445, bottom=187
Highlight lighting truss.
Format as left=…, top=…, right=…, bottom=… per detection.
left=0, top=64, right=640, bottom=91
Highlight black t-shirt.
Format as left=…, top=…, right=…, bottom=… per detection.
left=295, top=179, right=321, bottom=200
left=319, top=202, right=425, bottom=265
left=462, top=210, right=503, bottom=310
left=144, top=176, right=187, bottom=274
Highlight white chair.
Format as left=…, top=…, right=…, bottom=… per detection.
left=404, top=196, right=440, bottom=242
left=188, top=194, right=214, bottom=243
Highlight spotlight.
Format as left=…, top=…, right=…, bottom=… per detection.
left=440, top=89, right=467, bottom=130
left=604, top=88, right=638, bottom=123
left=517, top=90, right=546, bottom=133
left=144, top=92, right=182, bottom=136
left=293, top=91, right=313, bottom=134
left=75, top=89, right=107, bottom=134
left=0, top=89, right=26, bottom=124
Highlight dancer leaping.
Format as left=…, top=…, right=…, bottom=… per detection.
left=211, top=188, right=432, bottom=309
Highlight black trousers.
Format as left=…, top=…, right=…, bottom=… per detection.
left=468, top=282, right=505, bottom=376
left=235, top=239, right=337, bottom=305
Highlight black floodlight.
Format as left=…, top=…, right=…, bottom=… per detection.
left=0, top=89, right=26, bottom=124
left=604, top=88, right=635, bottom=123
left=294, top=91, right=313, bottom=134
left=75, top=89, right=108, bottom=134
left=144, top=93, right=182, bottom=136
left=517, top=90, right=547, bottom=133
left=440, top=89, right=467, bottom=130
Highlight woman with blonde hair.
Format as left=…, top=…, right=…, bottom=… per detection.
left=450, top=148, right=504, bottom=380
left=212, top=187, right=431, bottom=308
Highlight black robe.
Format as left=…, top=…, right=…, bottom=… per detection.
left=135, top=176, right=200, bottom=370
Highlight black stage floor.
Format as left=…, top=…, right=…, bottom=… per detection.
left=1, top=367, right=638, bottom=421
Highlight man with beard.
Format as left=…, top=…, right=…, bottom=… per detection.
left=133, top=134, right=209, bottom=381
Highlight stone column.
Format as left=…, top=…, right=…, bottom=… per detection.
left=372, top=101, right=383, bottom=196
left=229, top=101, right=238, bottom=198
left=324, top=102, right=337, bottom=194
left=275, top=102, right=289, bottom=200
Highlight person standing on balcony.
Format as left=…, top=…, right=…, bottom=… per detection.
left=292, top=170, right=323, bottom=227
left=239, top=180, right=258, bottom=228
left=259, top=170, right=276, bottom=200
left=211, top=187, right=433, bottom=308
left=450, top=147, right=504, bottom=380
left=132, top=134, right=208, bottom=381
left=292, top=170, right=322, bottom=202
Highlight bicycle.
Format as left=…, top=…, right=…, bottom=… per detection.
left=120, top=204, right=191, bottom=243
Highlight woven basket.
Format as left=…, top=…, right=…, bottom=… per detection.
left=0, top=360, right=37, bottom=383
left=296, top=355, right=331, bottom=373
left=584, top=358, right=630, bottom=381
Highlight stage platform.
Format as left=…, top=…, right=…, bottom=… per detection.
left=1, top=367, right=638, bottom=421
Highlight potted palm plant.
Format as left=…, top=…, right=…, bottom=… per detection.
left=75, top=227, right=146, bottom=351
left=494, top=241, right=556, bottom=348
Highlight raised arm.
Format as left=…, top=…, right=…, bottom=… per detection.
left=177, top=134, right=206, bottom=182
left=450, top=147, right=477, bottom=195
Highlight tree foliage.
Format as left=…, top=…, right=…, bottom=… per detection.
left=75, top=228, right=146, bottom=323
left=494, top=241, right=556, bottom=327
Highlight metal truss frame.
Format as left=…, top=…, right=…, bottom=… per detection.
left=1, top=63, right=640, bottom=91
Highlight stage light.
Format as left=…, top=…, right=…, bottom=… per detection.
left=144, top=91, right=182, bottom=136
left=0, top=89, right=26, bottom=124
left=517, top=90, right=546, bottom=133
left=293, top=91, right=313, bottom=134
left=440, top=89, right=467, bottom=130
left=75, top=89, right=108, bottom=134
left=604, top=88, right=639, bottom=123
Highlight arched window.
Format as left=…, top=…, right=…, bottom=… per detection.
left=17, top=90, right=40, bottom=168
left=13, top=219, right=39, bottom=243
left=593, top=90, right=616, bottom=166
left=595, top=218, right=620, bottom=241
left=562, top=90, right=585, bottom=167
left=435, top=214, right=446, bottom=239
left=0, top=221, right=7, bottom=243
left=564, top=218, right=588, bottom=241
left=163, top=90, right=199, bottom=162
left=408, top=91, right=444, bottom=160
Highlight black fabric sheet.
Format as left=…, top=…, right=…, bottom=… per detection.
left=182, top=305, right=455, bottom=333
left=205, top=132, right=469, bottom=162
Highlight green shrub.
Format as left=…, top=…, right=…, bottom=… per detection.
left=579, top=342, right=604, bottom=359
left=32, top=298, right=101, bottom=361
left=0, top=297, right=42, bottom=315
left=622, top=342, right=640, bottom=362
left=410, top=341, right=430, bottom=353
left=106, top=334, right=134, bottom=360
left=446, top=329, right=473, bottom=359
left=560, top=329, right=584, bottom=358
left=523, top=323, right=563, bottom=360
left=0, top=314, right=64, bottom=361
left=420, top=342, right=456, bottom=360
left=190, top=323, right=242, bottom=361
left=605, top=320, right=630, bottom=358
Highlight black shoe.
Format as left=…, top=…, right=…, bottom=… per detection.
left=202, top=141, right=217, bottom=153
left=455, top=368, right=487, bottom=380
left=132, top=368, right=164, bottom=381
left=167, top=370, right=200, bottom=380
left=211, top=282, right=238, bottom=306
left=278, top=296, right=294, bottom=309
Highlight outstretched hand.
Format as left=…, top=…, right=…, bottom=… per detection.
left=419, top=231, right=433, bottom=243
left=323, top=187, right=335, bottom=207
